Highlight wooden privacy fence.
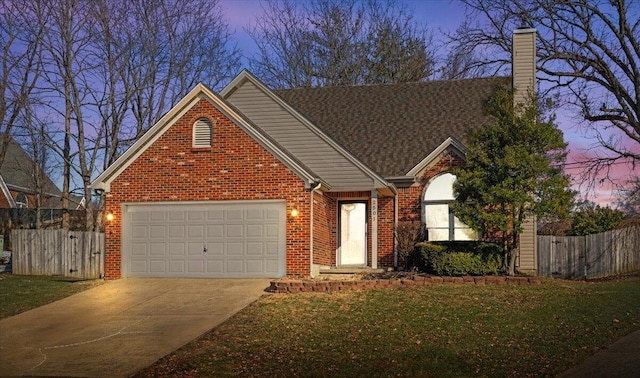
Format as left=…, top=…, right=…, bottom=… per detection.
left=538, top=225, right=640, bottom=279
left=11, top=229, right=105, bottom=279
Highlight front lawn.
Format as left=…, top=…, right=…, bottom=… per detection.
left=0, top=274, right=103, bottom=319
left=135, top=274, right=640, bottom=378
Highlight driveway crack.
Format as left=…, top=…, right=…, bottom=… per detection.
left=22, top=318, right=150, bottom=376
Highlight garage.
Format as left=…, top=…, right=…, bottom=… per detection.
left=122, top=201, right=286, bottom=278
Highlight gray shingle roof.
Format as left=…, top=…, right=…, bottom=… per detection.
left=275, top=77, right=510, bottom=177
left=0, top=133, right=63, bottom=207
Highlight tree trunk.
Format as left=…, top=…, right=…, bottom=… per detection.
left=61, top=81, right=71, bottom=230
left=507, top=247, right=518, bottom=276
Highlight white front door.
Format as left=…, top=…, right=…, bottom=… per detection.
left=338, top=202, right=367, bottom=266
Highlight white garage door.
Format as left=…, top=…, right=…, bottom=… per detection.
left=122, top=201, right=286, bottom=278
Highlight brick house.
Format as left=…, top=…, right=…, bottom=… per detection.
left=92, top=29, right=538, bottom=279
left=0, top=133, right=86, bottom=211
left=0, top=134, right=63, bottom=209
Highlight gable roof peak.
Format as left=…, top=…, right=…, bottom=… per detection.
left=92, top=80, right=322, bottom=191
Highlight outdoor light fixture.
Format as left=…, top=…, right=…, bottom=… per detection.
left=290, top=209, right=299, bottom=218
left=105, top=211, right=115, bottom=222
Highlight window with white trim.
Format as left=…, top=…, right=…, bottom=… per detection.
left=16, top=192, right=28, bottom=208
left=423, top=173, right=477, bottom=241
left=193, top=118, right=212, bottom=147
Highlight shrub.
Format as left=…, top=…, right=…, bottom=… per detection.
left=409, top=242, right=445, bottom=273
left=432, top=252, right=477, bottom=276
left=432, top=251, right=502, bottom=276
left=409, top=241, right=503, bottom=276
left=394, top=221, right=422, bottom=270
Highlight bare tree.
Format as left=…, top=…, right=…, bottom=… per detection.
left=30, top=0, right=100, bottom=228
left=306, top=0, right=369, bottom=86
left=17, top=110, right=54, bottom=229
left=0, top=0, right=43, bottom=166
left=365, top=1, right=435, bottom=84
left=448, top=0, right=639, bottom=185
left=247, top=0, right=316, bottom=88
left=616, top=176, right=640, bottom=217
left=248, top=0, right=435, bottom=88
left=124, top=0, right=241, bottom=142
left=87, top=0, right=132, bottom=171
left=439, top=41, right=491, bottom=80
left=8, top=0, right=240, bottom=229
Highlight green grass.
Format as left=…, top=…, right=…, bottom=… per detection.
left=0, top=274, right=103, bottom=319
left=135, top=274, right=640, bottom=378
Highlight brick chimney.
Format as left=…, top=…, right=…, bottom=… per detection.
left=512, top=28, right=538, bottom=273
left=512, top=28, right=537, bottom=106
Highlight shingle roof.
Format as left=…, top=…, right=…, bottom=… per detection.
left=0, top=133, right=63, bottom=207
left=275, top=76, right=510, bottom=177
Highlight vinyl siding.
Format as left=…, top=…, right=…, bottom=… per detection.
left=518, top=216, right=537, bottom=271
left=226, top=80, right=376, bottom=190
left=513, top=29, right=536, bottom=106
left=513, top=29, right=538, bottom=273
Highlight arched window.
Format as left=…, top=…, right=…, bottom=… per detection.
left=16, top=192, right=28, bottom=208
left=423, top=173, right=477, bottom=241
left=193, top=118, right=213, bottom=147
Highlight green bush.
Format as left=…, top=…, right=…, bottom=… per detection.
left=409, top=241, right=503, bottom=276
left=409, top=242, right=445, bottom=273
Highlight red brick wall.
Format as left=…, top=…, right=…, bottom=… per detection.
left=396, top=150, right=502, bottom=244
left=398, top=151, right=465, bottom=223
left=0, top=192, right=11, bottom=207
left=104, top=98, right=311, bottom=279
left=7, top=191, right=37, bottom=208
left=312, top=191, right=333, bottom=266
left=377, top=196, right=395, bottom=267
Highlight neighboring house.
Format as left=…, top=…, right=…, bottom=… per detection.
left=92, top=29, right=538, bottom=279
left=0, top=133, right=85, bottom=210
left=0, top=134, right=61, bottom=209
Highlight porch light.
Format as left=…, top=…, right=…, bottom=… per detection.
left=105, top=211, right=115, bottom=222
left=290, top=209, right=299, bottom=218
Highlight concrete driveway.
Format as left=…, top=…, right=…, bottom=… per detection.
left=0, top=278, right=270, bottom=377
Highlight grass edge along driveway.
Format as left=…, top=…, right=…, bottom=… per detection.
left=0, top=274, right=104, bottom=319
left=135, top=273, right=640, bottom=378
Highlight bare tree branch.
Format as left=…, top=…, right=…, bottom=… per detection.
left=248, top=0, right=436, bottom=88
left=448, top=0, right=639, bottom=184
left=7, top=0, right=240, bottom=229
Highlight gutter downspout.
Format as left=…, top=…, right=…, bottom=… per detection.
left=309, top=182, right=322, bottom=278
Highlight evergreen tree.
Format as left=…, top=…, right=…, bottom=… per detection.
left=453, top=87, right=574, bottom=275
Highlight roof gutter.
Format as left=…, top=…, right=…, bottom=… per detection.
left=385, top=176, right=416, bottom=188
left=5, top=183, right=62, bottom=198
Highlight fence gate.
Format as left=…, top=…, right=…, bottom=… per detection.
left=11, top=229, right=105, bottom=279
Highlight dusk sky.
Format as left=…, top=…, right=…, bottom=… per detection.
left=220, top=0, right=467, bottom=60
left=218, top=0, right=633, bottom=207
